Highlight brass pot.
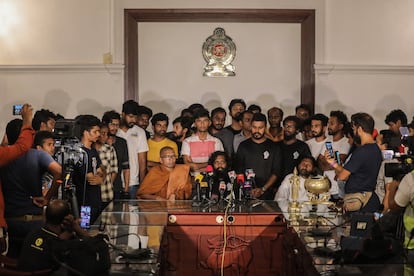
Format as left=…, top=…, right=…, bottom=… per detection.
left=304, top=175, right=331, bottom=194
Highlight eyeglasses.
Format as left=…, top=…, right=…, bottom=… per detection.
left=161, top=155, right=176, bottom=159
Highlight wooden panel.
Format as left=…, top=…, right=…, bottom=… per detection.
left=160, top=213, right=292, bottom=275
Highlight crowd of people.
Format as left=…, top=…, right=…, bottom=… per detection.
left=1, top=98, right=414, bottom=273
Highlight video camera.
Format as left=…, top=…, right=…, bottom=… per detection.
left=384, top=155, right=414, bottom=180
left=53, top=119, right=85, bottom=218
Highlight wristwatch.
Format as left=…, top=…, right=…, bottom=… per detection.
left=261, top=186, right=267, bottom=193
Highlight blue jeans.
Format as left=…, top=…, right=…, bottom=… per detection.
left=128, top=185, right=139, bottom=199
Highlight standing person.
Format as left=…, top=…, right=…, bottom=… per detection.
left=233, top=110, right=254, bottom=153
left=377, top=109, right=408, bottom=151
left=94, top=124, right=118, bottom=211
left=216, top=99, right=246, bottom=158
left=295, top=104, right=312, bottom=141
left=32, top=109, right=57, bottom=133
left=102, top=110, right=130, bottom=200
left=388, top=172, right=414, bottom=274
left=136, top=105, right=153, bottom=139
left=34, top=131, right=57, bottom=197
left=306, top=113, right=329, bottom=160
left=181, top=109, right=224, bottom=173
left=117, top=100, right=148, bottom=198
left=266, top=107, right=284, bottom=142
left=235, top=113, right=282, bottom=200
left=325, top=112, right=382, bottom=213
left=147, top=113, right=178, bottom=170
left=0, top=104, right=35, bottom=254
left=278, top=116, right=312, bottom=182
left=317, top=110, right=351, bottom=198
left=1, top=119, right=62, bottom=258
left=209, top=107, right=226, bottom=136
left=167, top=116, right=193, bottom=156
left=72, top=115, right=105, bottom=224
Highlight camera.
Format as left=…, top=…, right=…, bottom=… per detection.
left=13, top=104, right=23, bottom=115
left=384, top=155, right=414, bottom=180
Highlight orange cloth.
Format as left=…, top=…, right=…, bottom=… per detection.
left=137, top=164, right=192, bottom=200
left=0, top=126, right=35, bottom=228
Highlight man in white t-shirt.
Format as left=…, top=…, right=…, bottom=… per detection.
left=181, top=109, right=224, bottom=173
left=317, top=111, right=351, bottom=198
left=117, top=100, right=149, bottom=198
left=306, top=113, right=329, bottom=160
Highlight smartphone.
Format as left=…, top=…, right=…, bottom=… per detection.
left=13, top=104, right=23, bottom=116
left=325, top=141, right=334, bottom=158
left=334, top=151, right=341, bottom=165
left=80, top=205, right=91, bottom=229
left=400, top=126, right=409, bottom=137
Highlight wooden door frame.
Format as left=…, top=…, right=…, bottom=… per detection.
left=124, top=9, right=315, bottom=112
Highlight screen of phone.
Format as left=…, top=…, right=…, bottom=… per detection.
left=80, top=205, right=91, bottom=229
left=13, top=105, right=23, bottom=116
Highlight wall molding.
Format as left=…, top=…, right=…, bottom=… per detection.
left=314, top=64, right=414, bottom=75
left=0, top=64, right=124, bottom=74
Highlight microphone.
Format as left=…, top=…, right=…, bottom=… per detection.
left=227, top=170, right=236, bottom=184
left=245, top=168, right=256, bottom=188
left=236, top=174, right=245, bottom=201
left=194, top=173, right=204, bottom=202
left=199, top=176, right=209, bottom=200
left=205, top=165, right=214, bottom=198
left=219, top=180, right=226, bottom=200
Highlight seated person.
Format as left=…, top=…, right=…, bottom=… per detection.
left=18, top=199, right=89, bottom=273
left=137, top=146, right=192, bottom=200
left=275, top=156, right=330, bottom=213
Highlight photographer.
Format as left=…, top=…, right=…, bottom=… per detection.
left=18, top=199, right=89, bottom=273
left=388, top=171, right=414, bottom=272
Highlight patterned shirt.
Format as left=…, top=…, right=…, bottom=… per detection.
left=98, top=143, right=118, bottom=202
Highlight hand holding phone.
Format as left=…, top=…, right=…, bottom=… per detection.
left=325, top=141, right=334, bottom=158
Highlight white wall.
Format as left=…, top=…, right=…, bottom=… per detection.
left=0, top=0, right=413, bottom=137
left=138, top=22, right=301, bottom=119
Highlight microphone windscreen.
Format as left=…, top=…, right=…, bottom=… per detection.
left=219, top=181, right=226, bottom=190
left=236, top=174, right=245, bottom=183
left=206, top=165, right=214, bottom=173
left=228, top=170, right=236, bottom=179
left=194, top=173, right=204, bottom=183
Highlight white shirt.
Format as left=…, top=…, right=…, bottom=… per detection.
left=318, top=136, right=350, bottom=197
left=306, top=137, right=328, bottom=160
left=117, top=125, right=149, bottom=186
left=275, top=173, right=335, bottom=213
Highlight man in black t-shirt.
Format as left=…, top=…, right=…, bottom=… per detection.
left=278, top=116, right=312, bottom=181
left=235, top=113, right=282, bottom=200
left=73, top=115, right=105, bottom=224
left=18, top=200, right=89, bottom=273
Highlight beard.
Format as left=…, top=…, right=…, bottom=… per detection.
left=328, top=129, right=335, bottom=136
left=299, top=169, right=312, bottom=178
left=312, top=130, right=324, bottom=138
left=252, top=132, right=264, bottom=140
left=213, top=124, right=223, bottom=130
left=284, top=132, right=296, bottom=141
left=353, top=133, right=361, bottom=145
